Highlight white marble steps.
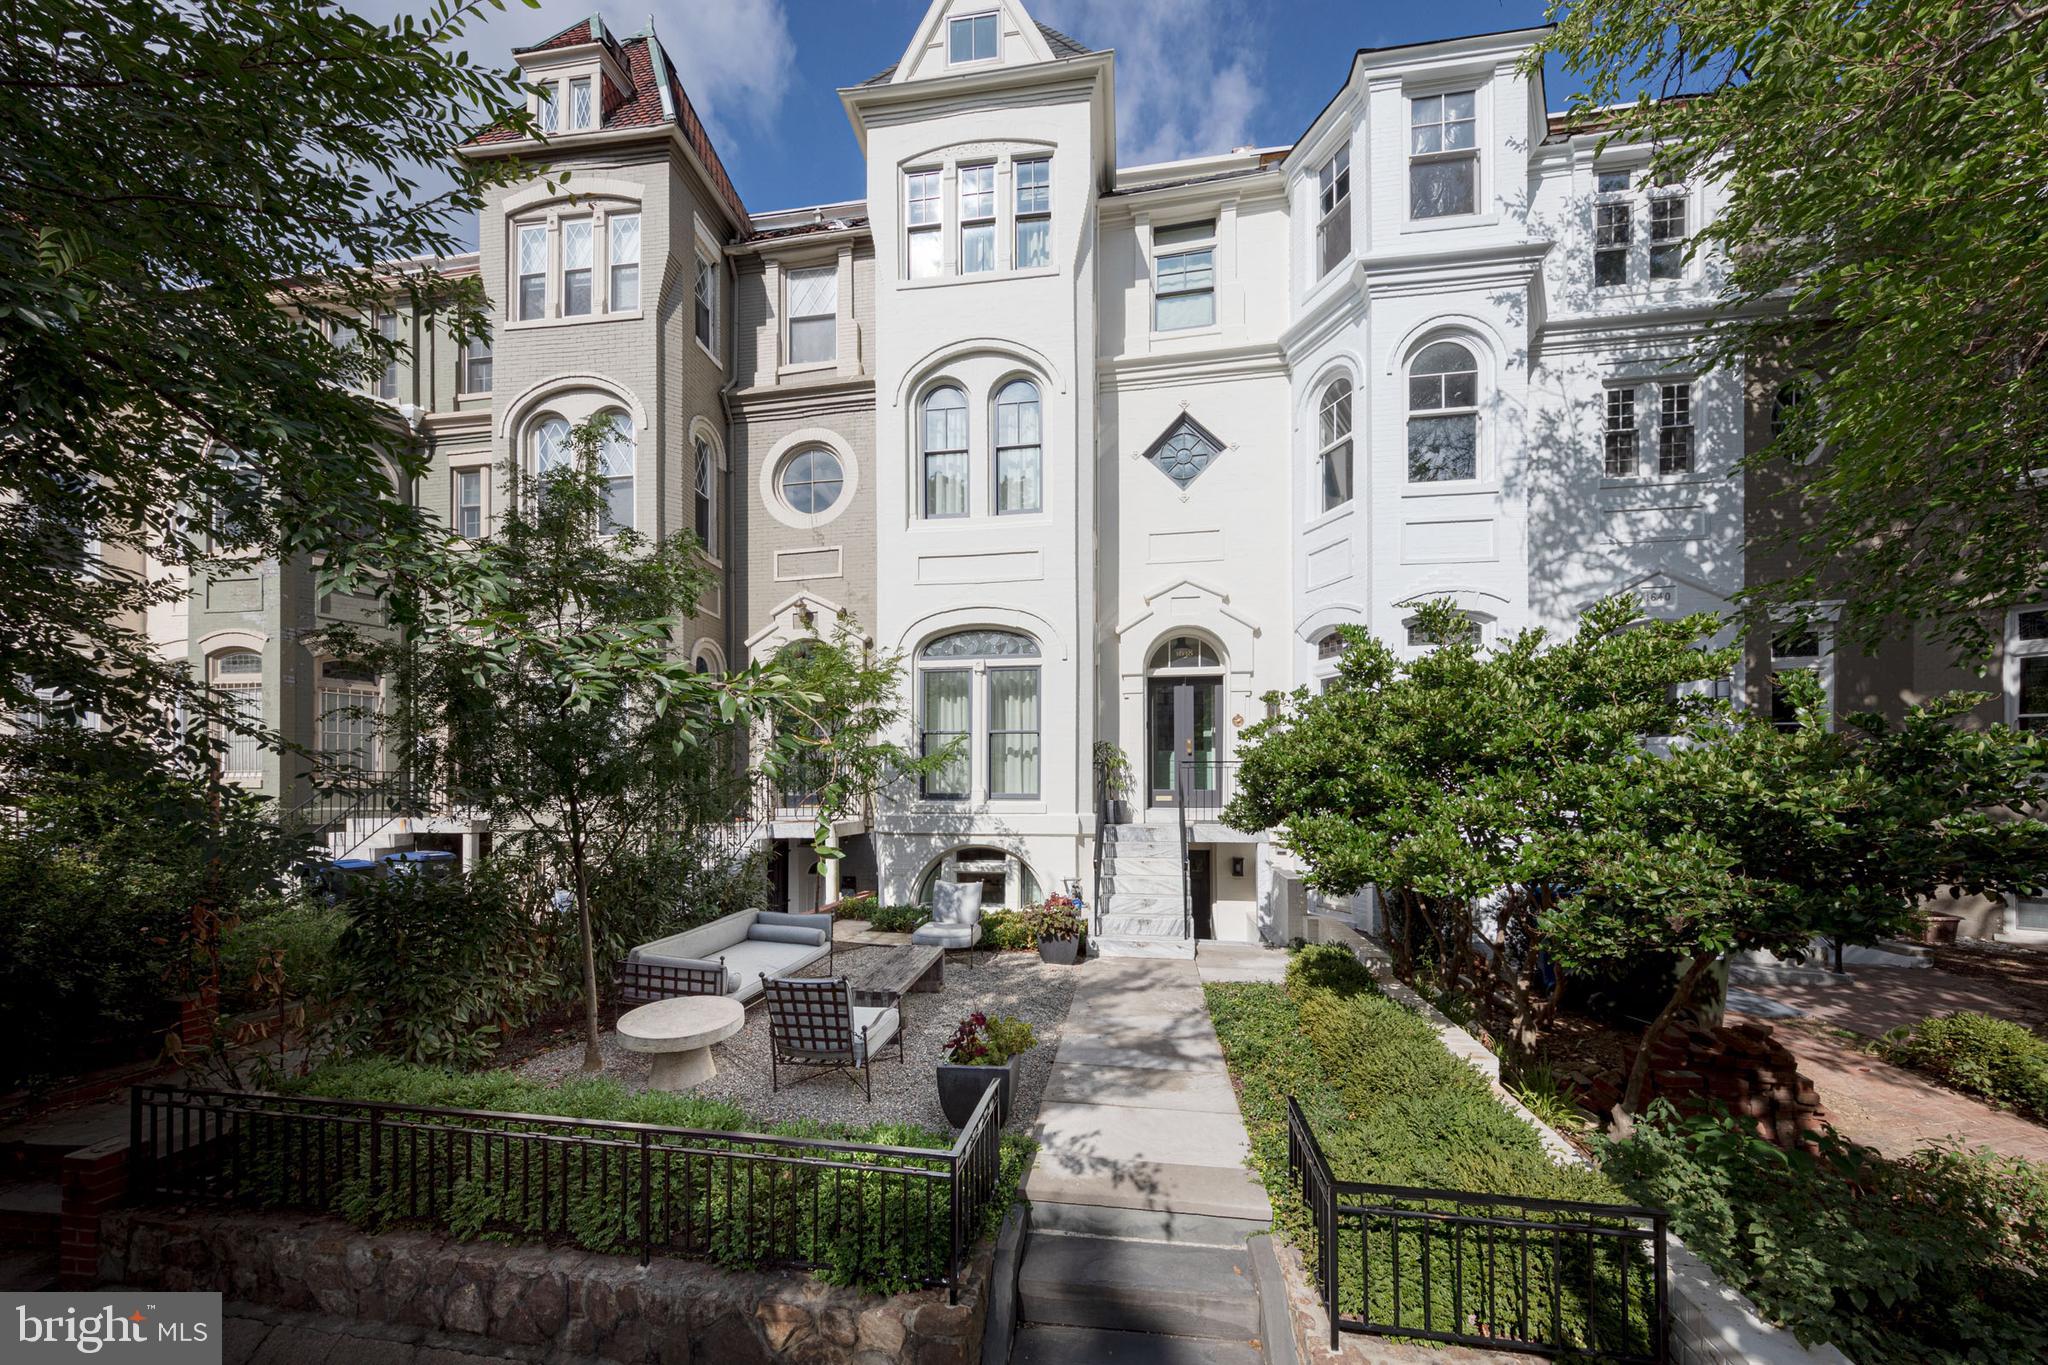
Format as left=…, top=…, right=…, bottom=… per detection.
left=1096, top=936, right=1198, bottom=960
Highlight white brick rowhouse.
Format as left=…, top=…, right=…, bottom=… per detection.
left=191, top=1, right=1750, bottom=956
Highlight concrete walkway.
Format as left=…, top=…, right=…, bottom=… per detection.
left=1025, top=949, right=1273, bottom=1225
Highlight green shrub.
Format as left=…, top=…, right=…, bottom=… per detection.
left=219, top=897, right=348, bottom=1012
left=1879, top=1011, right=2048, bottom=1120
left=1209, top=944, right=1629, bottom=1352
left=1604, top=1103, right=2048, bottom=1362
left=859, top=903, right=930, bottom=934
left=326, top=868, right=562, bottom=1068
left=266, top=1059, right=1034, bottom=1294
left=978, top=908, right=1037, bottom=951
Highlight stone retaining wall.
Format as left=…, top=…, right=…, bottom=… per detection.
left=99, top=1206, right=992, bottom=1365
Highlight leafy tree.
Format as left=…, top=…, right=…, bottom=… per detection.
left=334, top=415, right=927, bottom=1072
left=1230, top=598, right=2048, bottom=1121
left=1531, top=1, right=2048, bottom=656
left=1228, top=596, right=1731, bottom=1048
left=0, top=0, right=537, bottom=772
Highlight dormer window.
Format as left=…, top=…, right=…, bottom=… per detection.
left=569, top=76, right=593, bottom=130
left=537, top=81, right=559, bottom=135
left=949, top=12, right=998, bottom=63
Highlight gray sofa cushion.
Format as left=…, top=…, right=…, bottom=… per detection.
left=637, top=911, right=756, bottom=962
left=625, top=950, right=735, bottom=994
left=757, top=910, right=834, bottom=936
left=719, top=938, right=829, bottom=999
left=851, top=1005, right=900, bottom=1064
left=911, top=921, right=980, bottom=950
left=749, top=923, right=826, bottom=948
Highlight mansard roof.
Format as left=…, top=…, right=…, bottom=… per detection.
left=469, top=19, right=746, bottom=225
left=856, top=20, right=1093, bottom=86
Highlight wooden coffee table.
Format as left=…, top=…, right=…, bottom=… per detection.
left=844, top=944, right=945, bottom=1012
left=616, top=995, right=746, bottom=1089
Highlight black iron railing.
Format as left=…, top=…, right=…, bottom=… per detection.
left=1174, top=756, right=1242, bottom=823
left=130, top=1081, right=1007, bottom=1300
left=285, top=769, right=418, bottom=862
left=1285, top=1098, right=1668, bottom=1361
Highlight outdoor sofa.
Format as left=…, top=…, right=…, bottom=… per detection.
left=625, top=909, right=834, bottom=1007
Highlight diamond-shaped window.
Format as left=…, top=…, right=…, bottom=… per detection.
left=1143, top=413, right=1226, bottom=490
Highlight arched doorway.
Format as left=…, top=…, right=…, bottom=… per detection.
left=1146, top=634, right=1223, bottom=808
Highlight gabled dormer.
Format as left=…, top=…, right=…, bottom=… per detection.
left=864, top=0, right=1091, bottom=87
left=510, top=15, right=634, bottom=138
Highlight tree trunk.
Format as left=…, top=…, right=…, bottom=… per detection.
left=1615, top=952, right=1718, bottom=1132
left=564, top=799, right=604, bottom=1074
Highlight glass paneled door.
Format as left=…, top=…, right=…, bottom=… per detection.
left=1148, top=677, right=1221, bottom=807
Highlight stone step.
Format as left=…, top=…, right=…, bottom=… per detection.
left=1019, top=1233, right=1263, bottom=1340
left=1103, top=871, right=1185, bottom=896
left=1027, top=1200, right=1265, bottom=1250
left=1103, top=898, right=1185, bottom=921
left=1096, top=936, right=1197, bottom=960
left=1106, top=824, right=1178, bottom=844
left=1012, top=1324, right=1265, bottom=1365
left=0, top=1181, right=60, bottom=1251
left=0, top=1249, right=56, bottom=1292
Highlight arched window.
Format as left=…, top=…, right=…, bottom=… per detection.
left=1316, top=632, right=1347, bottom=661
left=315, top=659, right=380, bottom=774
left=692, top=436, right=716, bottom=552
left=531, top=415, right=572, bottom=475
left=1316, top=377, right=1353, bottom=512
left=1406, top=342, right=1479, bottom=482
left=597, top=411, right=634, bottom=533
left=994, top=379, right=1041, bottom=515
left=778, top=448, right=844, bottom=514
left=917, top=846, right=1043, bottom=912
left=921, top=386, right=969, bottom=518
left=208, top=648, right=263, bottom=778
left=918, top=630, right=1041, bottom=799
left=1149, top=635, right=1221, bottom=671
left=1404, top=612, right=1483, bottom=648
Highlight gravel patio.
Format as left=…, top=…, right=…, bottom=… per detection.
left=515, top=945, right=1080, bottom=1132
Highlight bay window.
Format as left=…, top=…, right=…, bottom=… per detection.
left=516, top=224, right=547, bottom=320
left=1015, top=157, right=1051, bottom=268
left=1316, top=377, right=1353, bottom=512
left=561, top=218, right=593, bottom=316
left=1406, top=342, right=1479, bottom=482
left=1316, top=145, right=1351, bottom=277
left=1409, top=90, right=1478, bottom=218
left=694, top=251, right=716, bottom=346
left=609, top=214, right=640, bottom=312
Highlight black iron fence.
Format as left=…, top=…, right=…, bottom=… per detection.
left=130, top=1081, right=1007, bottom=1300
left=1174, top=756, right=1242, bottom=822
left=1286, top=1099, right=1668, bottom=1361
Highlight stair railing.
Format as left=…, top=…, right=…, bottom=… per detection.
left=1089, top=759, right=1108, bottom=938
left=1175, top=754, right=1193, bottom=943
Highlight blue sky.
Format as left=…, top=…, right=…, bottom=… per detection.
left=357, top=0, right=1577, bottom=218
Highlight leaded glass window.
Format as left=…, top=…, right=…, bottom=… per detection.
left=921, top=630, right=1040, bottom=660
left=532, top=416, right=572, bottom=474
left=1143, top=413, right=1225, bottom=490
left=597, top=413, right=633, bottom=533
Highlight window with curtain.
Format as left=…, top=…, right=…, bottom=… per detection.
left=1407, top=341, right=1479, bottom=482
left=921, top=670, right=971, bottom=798
left=994, top=379, right=1041, bottom=514
left=209, top=650, right=263, bottom=777
left=1015, top=157, right=1052, bottom=268
left=786, top=265, right=837, bottom=365
left=922, top=386, right=969, bottom=518
left=597, top=413, right=633, bottom=533
left=1317, top=377, right=1353, bottom=512
left=693, top=438, right=716, bottom=553
left=959, top=164, right=996, bottom=274
left=987, top=667, right=1040, bottom=798
left=1409, top=90, right=1478, bottom=218
left=561, top=218, right=593, bottom=316
left=918, top=630, right=1042, bottom=800
left=531, top=415, right=572, bottom=475
left=609, top=214, right=640, bottom=311
left=906, top=170, right=942, bottom=278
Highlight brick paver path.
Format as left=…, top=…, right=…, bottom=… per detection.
left=1733, top=964, right=2048, bottom=1162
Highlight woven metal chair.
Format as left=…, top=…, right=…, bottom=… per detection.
left=612, top=956, right=729, bottom=1022
left=760, top=974, right=903, bottom=1101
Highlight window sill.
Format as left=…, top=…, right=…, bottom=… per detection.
left=1149, top=322, right=1221, bottom=344
left=1305, top=502, right=1355, bottom=531
left=1599, top=473, right=1717, bottom=491
left=504, top=311, right=643, bottom=332
left=454, top=390, right=494, bottom=403
left=1400, top=480, right=1499, bottom=498
left=778, top=360, right=837, bottom=378
left=1400, top=211, right=1500, bottom=235
left=899, top=265, right=1060, bottom=291
left=695, top=337, right=724, bottom=370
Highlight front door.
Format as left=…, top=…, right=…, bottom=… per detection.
left=1148, top=677, right=1221, bottom=807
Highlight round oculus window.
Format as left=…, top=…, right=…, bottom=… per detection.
left=778, top=448, right=844, bottom=514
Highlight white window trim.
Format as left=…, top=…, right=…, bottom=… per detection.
left=914, top=637, right=1046, bottom=806
left=1149, top=218, right=1220, bottom=338
left=756, top=428, right=860, bottom=532
left=1765, top=606, right=1838, bottom=732
left=899, top=152, right=1058, bottom=289
left=1315, top=143, right=1352, bottom=280
left=1403, top=81, right=1486, bottom=228
left=781, top=260, right=839, bottom=373
left=946, top=10, right=1002, bottom=68
left=452, top=466, right=487, bottom=540
left=2004, top=605, right=2048, bottom=731
left=506, top=204, right=646, bottom=331
left=1313, top=376, right=1355, bottom=518
left=957, top=162, right=997, bottom=276
left=1403, top=339, right=1486, bottom=488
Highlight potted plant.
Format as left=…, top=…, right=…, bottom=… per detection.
left=936, top=1011, right=1038, bottom=1127
left=1026, top=895, right=1086, bottom=965
left=1094, top=741, right=1135, bottom=824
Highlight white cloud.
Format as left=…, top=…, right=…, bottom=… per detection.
left=340, top=0, right=795, bottom=146
left=1034, top=0, right=1263, bottom=166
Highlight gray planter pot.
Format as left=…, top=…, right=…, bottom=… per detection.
left=936, top=1059, right=1014, bottom=1128
left=1037, top=935, right=1082, bottom=966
